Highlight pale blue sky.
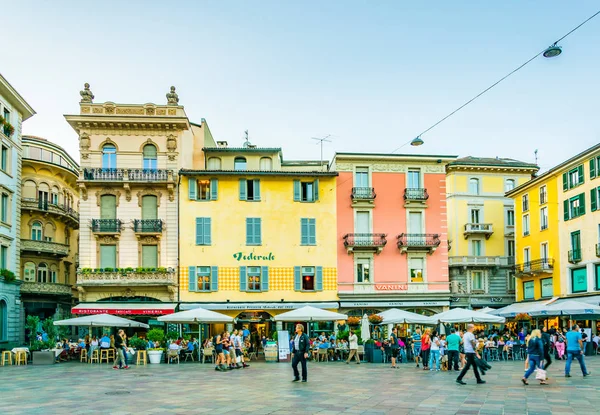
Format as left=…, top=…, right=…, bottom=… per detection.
left=3, top=1, right=599, bottom=169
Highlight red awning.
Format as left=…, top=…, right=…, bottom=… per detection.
left=72, top=303, right=176, bottom=316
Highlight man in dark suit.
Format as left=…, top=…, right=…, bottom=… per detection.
left=292, top=323, right=310, bottom=382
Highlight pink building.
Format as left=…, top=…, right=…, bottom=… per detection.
left=331, top=153, right=457, bottom=317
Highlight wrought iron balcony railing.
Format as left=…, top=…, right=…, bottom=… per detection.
left=343, top=233, right=387, bottom=253
left=21, top=198, right=79, bottom=223
left=397, top=233, right=441, bottom=248
left=515, top=258, right=554, bottom=275
left=568, top=249, right=582, bottom=264
left=134, top=219, right=163, bottom=233
left=351, top=187, right=376, bottom=200
left=83, top=168, right=124, bottom=180
left=128, top=169, right=170, bottom=181
left=91, top=219, right=122, bottom=233
left=404, top=188, right=429, bottom=201
left=83, top=168, right=173, bottom=182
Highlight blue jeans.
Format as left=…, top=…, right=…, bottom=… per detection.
left=565, top=350, right=588, bottom=375
left=399, top=348, right=407, bottom=363
left=524, top=354, right=541, bottom=379
left=429, top=349, right=440, bottom=370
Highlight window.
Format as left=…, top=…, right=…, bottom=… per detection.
left=196, top=266, right=212, bottom=291
left=142, top=144, right=157, bottom=170
left=300, top=218, right=316, bottom=245
left=507, top=240, right=515, bottom=257
left=505, top=179, right=515, bottom=192
left=293, top=180, right=319, bottom=202
left=44, top=222, right=54, bottom=242
left=102, top=144, right=117, bottom=169
left=188, top=266, right=217, bottom=292
left=590, top=156, right=600, bottom=180
left=259, top=157, right=272, bottom=171
left=141, top=245, right=158, bottom=268
left=51, top=187, right=59, bottom=205
left=23, top=262, right=36, bottom=282
left=540, top=242, right=549, bottom=261
left=522, top=214, right=530, bottom=236
left=571, top=267, right=587, bottom=293
left=596, top=264, right=600, bottom=291
left=540, top=207, right=548, bottom=230
left=100, top=195, right=117, bottom=219
left=0, top=299, right=6, bottom=341
left=246, top=218, right=262, bottom=245
left=31, top=221, right=43, bottom=241
left=469, top=178, right=480, bottom=195
left=234, top=157, right=247, bottom=171
left=470, top=208, right=480, bottom=224
left=506, top=209, right=515, bottom=226
left=564, top=193, right=585, bottom=220
left=189, top=178, right=218, bottom=201
left=522, top=194, right=529, bottom=212
left=590, top=186, right=599, bottom=212
left=356, top=259, right=370, bottom=283
left=301, top=266, right=315, bottom=291
left=523, top=281, right=534, bottom=300
left=247, top=266, right=261, bottom=291
left=539, top=185, right=547, bottom=204
left=99, top=245, right=117, bottom=269
left=471, top=240, right=482, bottom=256
left=195, top=217, right=212, bottom=245
left=409, top=257, right=424, bottom=282
left=3, top=109, right=10, bottom=127
left=563, top=165, right=584, bottom=191
left=1, top=144, right=8, bottom=172
left=507, top=271, right=516, bottom=292
left=0, top=193, right=8, bottom=223
left=471, top=271, right=484, bottom=291
left=239, top=179, right=261, bottom=201
left=0, top=245, right=6, bottom=269
left=355, top=167, right=369, bottom=187
left=207, top=157, right=221, bottom=170
left=141, top=195, right=158, bottom=220
left=523, top=247, right=531, bottom=267
left=37, top=263, right=48, bottom=283
left=541, top=278, right=553, bottom=298
left=50, top=265, right=58, bottom=283
left=407, top=169, right=421, bottom=188
left=570, top=231, right=581, bottom=261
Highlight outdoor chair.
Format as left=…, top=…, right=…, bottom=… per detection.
left=202, top=347, right=214, bottom=363
left=99, top=349, right=110, bottom=363
left=184, top=349, right=195, bottom=362
left=488, top=347, right=499, bottom=361
left=317, top=348, right=328, bottom=362
left=1, top=351, right=12, bottom=366
left=89, top=349, right=99, bottom=364
left=80, top=349, right=88, bottom=362
left=136, top=350, right=147, bottom=365
left=15, top=351, right=27, bottom=365
left=167, top=349, right=179, bottom=364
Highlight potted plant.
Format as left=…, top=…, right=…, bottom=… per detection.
left=146, top=328, right=165, bottom=364
left=127, top=335, right=147, bottom=365
left=368, top=314, right=383, bottom=325
left=347, top=316, right=361, bottom=327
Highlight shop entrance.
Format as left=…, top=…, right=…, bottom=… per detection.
left=234, top=311, right=273, bottom=351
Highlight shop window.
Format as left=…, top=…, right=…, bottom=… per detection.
left=31, top=221, right=43, bottom=241
left=142, top=144, right=157, bottom=170
left=302, top=266, right=315, bottom=291
left=102, top=144, right=117, bottom=169
left=239, top=179, right=260, bottom=201
left=356, top=259, right=370, bottom=283
left=234, top=157, right=247, bottom=171
left=541, top=278, right=553, bottom=298
left=300, top=218, right=316, bottom=245
left=409, top=258, right=424, bottom=282
left=523, top=281, right=534, bottom=300
left=571, top=267, right=587, bottom=293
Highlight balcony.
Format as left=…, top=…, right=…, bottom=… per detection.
left=91, top=219, right=122, bottom=234
left=403, top=188, right=429, bottom=206
left=515, top=258, right=554, bottom=277
left=463, top=223, right=494, bottom=239
left=77, top=268, right=176, bottom=287
left=21, top=198, right=79, bottom=226
left=82, top=168, right=173, bottom=182
left=20, top=281, right=72, bottom=296
left=449, top=256, right=514, bottom=268
left=21, top=239, right=70, bottom=257
left=134, top=219, right=163, bottom=234
left=568, top=249, right=582, bottom=264
left=351, top=187, right=376, bottom=206
left=397, top=233, right=440, bottom=254
left=343, top=233, right=387, bottom=254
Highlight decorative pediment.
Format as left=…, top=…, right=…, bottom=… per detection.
left=95, top=188, right=121, bottom=206
left=137, top=188, right=163, bottom=207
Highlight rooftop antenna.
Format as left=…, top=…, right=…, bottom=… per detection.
left=243, top=130, right=251, bottom=148
left=311, top=135, right=332, bottom=171
left=534, top=149, right=539, bottom=165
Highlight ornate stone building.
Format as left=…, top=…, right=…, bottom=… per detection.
left=20, top=135, right=79, bottom=320
left=65, top=84, right=211, bottom=320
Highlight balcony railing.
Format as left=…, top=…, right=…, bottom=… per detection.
left=343, top=233, right=387, bottom=254
left=515, top=258, right=554, bottom=276
left=404, top=188, right=429, bottom=201
left=449, top=256, right=514, bottom=267
left=91, top=219, right=122, bottom=233
left=20, top=281, right=72, bottom=296
left=464, top=223, right=494, bottom=239
left=397, top=233, right=440, bottom=254
left=77, top=269, right=176, bottom=286
left=21, top=239, right=70, bottom=257
left=128, top=169, right=170, bottom=181
left=83, top=168, right=124, bottom=181
left=22, top=198, right=79, bottom=223
left=83, top=168, right=173, bottom=182
left=134, top=219, right=163, bottom=233
left=568, top=249, right=582, bottom=264
left=351, top=187, right=376, bottom=201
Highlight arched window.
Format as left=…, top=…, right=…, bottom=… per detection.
left=259, top=157, right=272, bottom=171
left=207, top=157, right=222, bottom=170
left=37, top=263, right=48, bottom=283
left=505, top=179, right=515, bottom=192
left=0, top=299, right=6, bottom=341
left=234, top=157, right=247, bottom=171
left=23, top=262, right=36, bottom=282
left=143, top=144, right=157, bottom=170
left=44, top=223, right=55, bottom=242
left=50, top=264, right=58, bottom=283
left=51, top=186, right=60, bottom=205
left=102, top=144, right=117, bottom=169
left=38, top=182, right=49, bottom=209
left=22, top=180, right=37, bottom=200
left=31, top=221, right=43, bottom=241
left=469, top=178, right=480, bottom=195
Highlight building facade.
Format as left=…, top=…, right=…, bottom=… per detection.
left=179, top=141, right=339, bottom=337
left=65, top=84, right=204, bottom=321
left=333, top=153, right=455, bottom=317
left=446, top=157, right=538, bottom=309
left=20, top=135, right=79, bottom=320
left=0, top=73, right=35, bottom=346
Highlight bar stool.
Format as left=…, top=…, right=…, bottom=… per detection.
left=89, top=349, right=99, bottom=364
left=15, top=351, right=27, bottom=365
left=1, top=351, right=13, bottom=366
left=80, top=349, right=88, bottom=362
left=108, top=348, right=115, bottom=362
left=136, top=350, right=147, bottom=366
left=100, top=349, right=110, bottom=363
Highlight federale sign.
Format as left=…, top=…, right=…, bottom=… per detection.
left=233, top=252, right=275, bottom=261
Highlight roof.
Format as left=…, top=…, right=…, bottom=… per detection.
left=448, top=156, right=539, bottom=169
left=203, top=147, right=281, bottom=153
left=180, top=169, right=338, bottom=177
left=22, top=135, right=80, bottom=168
left=335, top=152, right=457, bottom=159
left=0, top=73, right=36, bottom=120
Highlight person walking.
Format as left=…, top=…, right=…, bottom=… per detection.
left=412, top=328, right=422, bottom=368
left=540, top=326, right=552, bottom=372
left=292, top=324, right=310, bottom=382
left=446, top=328, right=461, bottom=371
left=390, top=327, right=399, bottom=369
left=565, top=324, right=591, bottom=378
left=113, top=329, right=129, bottom=370
left=456, top=324, right=485, bottom=385
left=522, top=329, right=546, bottom=385
left=421, top=329, right=431, bottom=371
left=346, top=330, right=360, bottom=364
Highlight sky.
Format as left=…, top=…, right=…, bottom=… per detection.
left=2, top=1, right=599, bottom=170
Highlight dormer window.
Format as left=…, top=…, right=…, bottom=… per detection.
left=234, top=157, right=247, bottom=171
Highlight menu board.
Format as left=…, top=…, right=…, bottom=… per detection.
left=278, top=330, right=290, bottom=361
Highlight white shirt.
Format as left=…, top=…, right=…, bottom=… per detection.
left=593, top=335, right=600, bottom=345
left=463, top=332, right=476, bottom=353
left=348, top=334, right=358, bottom=350
left=430, top=337, right=440, bottom=351
left=294, top=334, right=301, bottom=351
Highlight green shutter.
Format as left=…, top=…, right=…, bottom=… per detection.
left=100, top=245, right=116, bottom=268
left=210, top=179, right=218, bottom=200
left=309, top=219, right=316, bottom=245
left=255, top=218, right=262, bottom=244
left=316, top=266, right=323, bottom=291
left=563, top=200, right=570, bottom=221
left=293, top=180, right=300, bottom=201
left=100, top=195, right=116, bottom=219
left=196, top=218, right=203, bottom=245
left=239, top=266, right=247, bottom=291
left=239, top=179, right=247, bottom=201
left=141, top=196, right=157, bottom=220
left=189, top=178, right=197, bottom=200
left=141, top=245, right=158, bottom=268
left=579, top=193, right=585, bottom=215
left=246, top=218, right=253, bottom=245
left=592, top=188, right=598, bottom=212
left=203, top=218, right=211, bottom=245
left=211, top=266, right=218, bottom=291
left=253, top=180, right=261, bottom=201
left=578, top=165, right=584, bottom=185
left=261, top=266, right=269, bottom=291
left=300, top=218, right=308, bottom=245
left=188, top=266, right=197, bottom=291
left=591, top=159, right=597, bottom=179
left=562, top=173, right=568, bottom=191
left=294, top=266, right=301, bottom=291
left=313, top=179, right=319, bottom=201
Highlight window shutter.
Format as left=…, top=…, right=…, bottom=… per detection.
left=255, top=218, right=262, bottom=244
left=210, top=179, right=218, bottom=200
left=309, top=219, right=316, bottom=245
left=300, top=218, right=308, bottom=245
left=563, top=200, right=570, bottom=221
left=293, top=180, right=300, bottom=201
left=100, top=195, right=116, bottom=219
left=188, top=266, right=197, bottom=291
left=142, top=245, right=158, bottom=268
left=100, top=245, right=116, bottom=268
left=239, top=179, right=247, bottom=201
left=141, top=196, right=157, bottom=220
left=562, top=173, right=568, bottom=191
left=211, top=266, right=218, bottom=291
left=578, top=165, right=584, bottom=185
left=261, top=266, right=269, bottom=291
left=195, top=218, right=203, bottom=245
left=239, top=266, right=247, bottom=291
left=590, top=188, right=598, bottom=212
left=313, top=179, right=319, bottom=201
left=316, top=266, right=323, bottom=291
left=579, top=193, right=586, bottom=215
left=253, top=180, right=261, bottom=201
left=189, top=178, right=197, bottom=200
left=246, top=218, right=253, bottom=245
left=294, top=266, right=301, bottom=291
left=591, top=159, right=597, bottom=179
left=203, top=218, right=211, bottom=245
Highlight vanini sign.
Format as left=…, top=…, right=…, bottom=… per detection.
left=233, top=252, right=276, bottom=261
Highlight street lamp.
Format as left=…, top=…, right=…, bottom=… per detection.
left=410, top=136, right=424, bottom=146
left=543, top=43, right=562, bottom=58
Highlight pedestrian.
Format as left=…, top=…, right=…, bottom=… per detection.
left=421, top=329, right=431, bottom=371
left=429, top=331, right=441, bottom=371
left=214, top=331, right=227, bottom=372
left=456, top=324, right=485, bottom=385
left=521, top=329, right=546, bottom=385
left=113, top=329, right=129, bottom=370
left=446, top=329, right=461, bottom=371
left=390, top=327, right=399, bottom=369
left=556, top=331, right=566, bottom=360
left=540, top=326, right=552, bottom=371
left=291, top=324, right=309, bottom=382
left=565, top=324, right=591, bottom=378
left=346, top=330, right=360, bottom=364
left=412, top=328, right=422, bottom=368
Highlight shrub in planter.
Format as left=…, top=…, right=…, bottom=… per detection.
left=368, top=314, right=383, bottom=325
left=0, top=269, right=17, bottom=283
left=147, top=328, right=165, bottom=364
left=165, top=330, right=179, bottom=341
left=347, top=316, right=361, bottom=326
left=128, top=335, right=147, bottom=350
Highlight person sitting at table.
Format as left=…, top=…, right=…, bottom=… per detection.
left=183, top=339, right=195, bottom=359
left=318, top=338, right=330, bottom=361
left=100, top=333, right=111, bottom=349
left=59, top=339, right=70, bottom=362
left=89, top=336, right=99, bottom=361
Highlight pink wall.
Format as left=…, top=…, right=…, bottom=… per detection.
left=337, top=171, right=355, bottom=290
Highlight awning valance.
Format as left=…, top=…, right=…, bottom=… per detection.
left=72, top=303, right=176, bottom=316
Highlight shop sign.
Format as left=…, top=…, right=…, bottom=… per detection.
left=74, top=308, right=173, bottom=315
left=375, top=284, right=408, bottom=291
left=340, top=301, right=449, bottom=308
left=233, top=252, right=275, bottom=261
left=182, top=302, right=339, bottom=311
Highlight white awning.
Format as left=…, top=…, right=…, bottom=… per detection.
left=72, top=303, right=177, bottom=316
left=180, top=302, right=339, bottom=311
left=490, top=298, right=556, bottom=318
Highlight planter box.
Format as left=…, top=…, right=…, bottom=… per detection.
left=148, top=350, right=163, bottom=364
left=125, top=351, right=135, bottom=365
left=367, top=348, right=383, bottom=363
left=32, top=351, right=55, bottom=365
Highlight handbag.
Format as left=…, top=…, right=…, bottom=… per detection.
left=535, top=368, right=547, bottom=381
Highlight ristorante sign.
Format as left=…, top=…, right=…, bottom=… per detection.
left=74, top=307, right=174, bottom=315
left=233, top=252, right=275, bottom=261
left=375, top=284, right=408, bottom=291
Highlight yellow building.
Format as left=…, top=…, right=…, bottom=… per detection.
left=20, top=135, right=79, bottom=320
left=446, top=157, right=538, bottom=309
left=179, top=139, right=339, bottom=337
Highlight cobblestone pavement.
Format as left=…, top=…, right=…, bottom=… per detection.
left=1, top=356, right=599, bottom=414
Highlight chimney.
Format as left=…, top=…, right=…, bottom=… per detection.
left=217, top=141, right=228, bottom=148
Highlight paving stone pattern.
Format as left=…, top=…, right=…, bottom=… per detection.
left=1, top=357, right=599, bottom=414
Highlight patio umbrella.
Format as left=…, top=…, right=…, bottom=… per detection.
left=428, top=308, right=505, bottom=324
left=529, top=300, right=600, bottom=317
left=157, top=307, right=233, bottom=323
left=478, top=307, right=495, bottom=314
left=491, top=300, right=553, bottom=318
left=361, top=314, right=370, bottom=343
left=54, top=314, right=149, bottom=328
left=274, top=306, right=348, bottom=322
left=378, top=308, right=433, bottom=325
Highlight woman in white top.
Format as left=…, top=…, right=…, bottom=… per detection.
left=429, top=331, right=441, bottom=371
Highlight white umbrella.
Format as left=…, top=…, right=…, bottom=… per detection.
left=361, top=314, right=370, bottom=343
left=428, top=308, right=505, bottom=324
left=54, top=313, right=149, bottom=328
left=378, top=308, right=433, bottom=325
left=157, top=307, right=233, bottom=323
left=478, top=307, right=495, bottom=314
left=491, top=300, right=553, bottom=317
left=529, top=300, right=600, bottom=317
left=274, top=306, right=348, bottom=322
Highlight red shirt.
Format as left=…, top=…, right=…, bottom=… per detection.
left=421, top=334, right=431, bottom=351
